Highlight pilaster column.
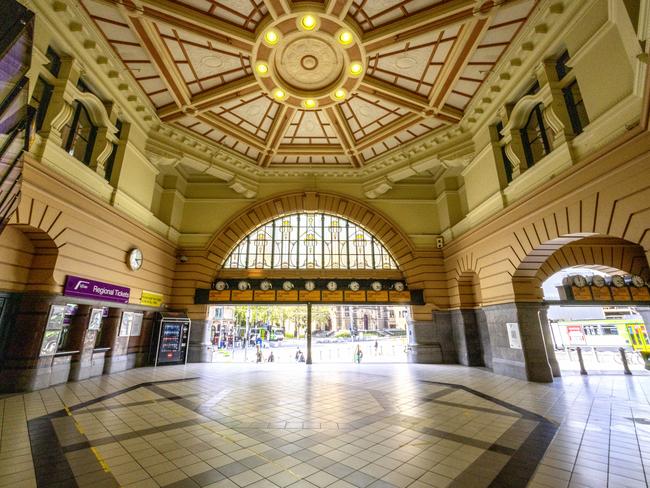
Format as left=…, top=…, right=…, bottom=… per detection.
left=188, top=319, right=213, bottom=363
left=451, top=309, right=484, bottom=366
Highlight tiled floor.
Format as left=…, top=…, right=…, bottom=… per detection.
left=1, top=364, right=649, bottom=488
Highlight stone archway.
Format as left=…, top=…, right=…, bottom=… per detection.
left=204, top=191, right=416, bottom=274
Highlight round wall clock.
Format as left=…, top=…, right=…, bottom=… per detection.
left=371, top=281, right=382, bottom=291
left=304, top=280, right=316, bottom=291
left=127, top=248, right=143, bottom=271
left=393, top=282, right=405, bottom=292
left=572, top=275, right=587, bottom=287
left=591, top=275, right=605, bottom=287
left=326, top=281, right=338, bottom=291
left=260, top=280, right=272, bottom=291
left=611, top=275, right=625, bottom=288
left=348, top=281, right=360, bottom=291
left=631, top=275, right=645, bottom=288
left=282, top=281, right=294, bottom=291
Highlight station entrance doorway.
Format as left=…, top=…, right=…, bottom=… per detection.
left=206, top=303, right=410, bottom=364
left=542, top=268, right=650, bottom=375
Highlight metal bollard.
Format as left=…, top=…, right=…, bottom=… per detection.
left=576, top=347, right=588, bottom=375
left=619, top=347, right=632, bottom=375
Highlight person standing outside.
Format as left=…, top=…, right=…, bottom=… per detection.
left=354, top=345, right=363, bottom=364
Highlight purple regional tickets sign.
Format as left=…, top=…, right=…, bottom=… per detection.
left=64, top=275, right=130, bottom=304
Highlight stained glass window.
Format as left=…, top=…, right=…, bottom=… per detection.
left=224, top=213, right=398, bottom=270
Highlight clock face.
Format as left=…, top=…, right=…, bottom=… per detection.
left=394, top=282, right=405, bottom=292
left=304, top=280, right=316, bottom=291
left=591, top=275, right=606, bottom=288
left=282, top=281, right=294, bottom=291
left=214, top=281, right=227, bottom=291
left=611, top=275, right=625, bottom=288
left=260, top=280, right=272, bottom=291
left=238, top=281, right=250, bottom=291
left=326, top=281, right=338, bottom=291
left=128, top=248, right=143, bottom=271
left=349, top=281, right=360, bottom=291
left=572, top=275, right=587, bottom=288
left=631, top=275, right=645, bottom=288
left=371, top=281, right=382, bottom=292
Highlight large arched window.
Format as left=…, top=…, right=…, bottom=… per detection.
left=224, top=213, right=398, bottom=270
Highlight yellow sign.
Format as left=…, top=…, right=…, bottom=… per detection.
left=254, top=290, right=276, bottom=301
left=231, top=290, right=254, bottom=301
left=344, top=291, right=366, bottom=302
left=389, top=291, right=411, bottom=302
left=367, top=291, right=389, bottom=302
left=277, top=290, right=298, bottom=302
left=571, top=286, right=592, bottom=301
left=141, top=290, right=163, bottom=307
left=631, top=287, right=650, bottom=301
left=322, top=290, right=343, bottom=302
left=299, top=290, right=321, bottom=302
left=591, top=286, right=611, bottom=301
left=611, top=287, right=631, bottom=301
left=209, top=290, right=231, bottom=301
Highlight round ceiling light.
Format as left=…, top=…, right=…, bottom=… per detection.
left=302, top=98, right=318, bottom=109
left=338, top=30, right=354, bottom=46
left=332, top=88, right=347, bottom=101
left=349, top=61, right=363, bottom=76
left=263, top=29, right=280, bottom=46
left=273, top=88, right=287, bottom=100
left=300, top=14, right=317, bottom=30
left=255, top=61, right=269, bottom=76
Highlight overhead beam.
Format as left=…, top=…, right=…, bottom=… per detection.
left=260, top=105, right=295, bottom=167
left=159, top=75, right=260, bottom=122
left=117, top=6, right=190, bottom=108
left=104, top=0, right=255, bottom=51
left=325, top=0, right=355, bottom=20
left=363, top=0, right=475, bottom=52
left=429, top=17, right=490, bottom=111
left=196, top=112, right=267, bottom=152
left=325, top=106, right=361, bottom=168
left=355, top=114, right=423, bottom=152
left=277, top=144, right=346, bottom=155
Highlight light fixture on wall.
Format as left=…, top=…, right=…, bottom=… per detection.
left=178, top=254, right=188, bottom=263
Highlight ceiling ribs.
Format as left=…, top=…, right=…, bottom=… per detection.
left=260, top=105, right=295, bottom=167
left=326, top=0, right=356, bottom=20
left=362, top=0, right=476, bottom=52
left=355, top=113, right=423, bottom=152
left=196, top=112, right=267, bottom=152
left=159, top=75, right=260, bottom=121
left=325, top=106, right=361, bottom=168
left=429, top=17, right=491, bottom=112
left=262, top=0, right=291, bottom=19
left=116, top=5, right=190, bottom=108
left=102, top=0, right=255, bottom=51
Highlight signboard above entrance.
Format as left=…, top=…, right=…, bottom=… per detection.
left=196, top=287, right=424, bottom=305
left=64, top=275, right=130, bottom=304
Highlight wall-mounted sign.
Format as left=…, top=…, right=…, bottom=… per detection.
left=322, top=290, right=344, bottom=302
left=195, top=287, right=425, bottom=305
left=88, top=308, right=103, bottom=330
left=46, top=305, right=66, bottom=330
left=299, top=290, right=321, bottom=301
left=141, top=290, right=163, bottom=307
left=611, top=287, right=631, bottom=301
left=506, top=323, right=522, bottom=349
left=344, top=291, right=366, bottom=302
left=119, top=312, right=133, bottom=337
left=231, top=290, right=253, bottom=301
left=130, top=312, right=143, bottom=337
left=591, top=286, right=611, bottom=301
left=367, top=291, right=389, bottom=302
left=277, top=290, right=298, bottom=302
left=570, top=286, right=592, bottom=301
left=64, top=275, right=130, bottom=304
left=631, top=287, right=650, bottom=301
left=254, top=290, right=276, bottom=301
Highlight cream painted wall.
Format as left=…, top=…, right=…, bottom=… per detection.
left=0, top=227, right=34, bottom=292
left=462, top=147, right=502, bottom=213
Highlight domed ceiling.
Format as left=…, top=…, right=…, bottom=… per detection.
left=81, top=0, right=536, bottom=169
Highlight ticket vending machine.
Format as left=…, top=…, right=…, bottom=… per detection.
left=150, top=312, right=191, bottom=366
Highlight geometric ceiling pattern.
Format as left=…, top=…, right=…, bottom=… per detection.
left=81, top=0, right=536, bottom=169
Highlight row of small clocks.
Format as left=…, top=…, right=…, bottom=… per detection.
left=213, top=280, right=406, bottom=293
left=563, top=274, right=648, bottom=288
